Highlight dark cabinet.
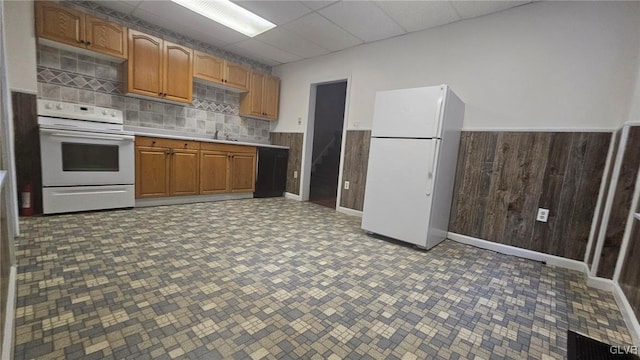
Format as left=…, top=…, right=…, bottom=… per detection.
left=254, top=147, right=288, bottom=198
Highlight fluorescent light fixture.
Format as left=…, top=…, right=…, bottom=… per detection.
left=170, top=0, right=276, bottom=37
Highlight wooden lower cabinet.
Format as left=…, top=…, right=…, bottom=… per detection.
left=230, top=153, right=256, bottom=192
left=136, top=136, right=257, bottom=199
left=136, top=147, right=170, bottom=198
left=200, top=150, right=229, bottom=194
left=170, top=149, right=199, bottom=195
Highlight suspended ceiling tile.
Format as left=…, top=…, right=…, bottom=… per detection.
left=375, top=1, right=461, bottom=33
left=255, top=27, right=330, bottom=59
left=318, top=1, right=405, bottom=42
left=451, top=1, right=529, bottom=19
left=284, top=13, right=363, bottom=52
left=300, top=1, right=338, bottom=11
left=224, top=44, right=283, bottom=66
left=231, top=39, right=303, bottom=64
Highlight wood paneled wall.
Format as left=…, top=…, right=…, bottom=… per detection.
left=587, top=130, right=620, bottom=267
left=270, top=132, right=303, bottom=195
left=12, top=92, right=41, bottom=214
left=596, top=127, right=640, bottom=278
left=620, top=211, right=640, bottom=318
left=340, top=130, right=371, bottom=211
left=449, top=131, right=610, bottom=260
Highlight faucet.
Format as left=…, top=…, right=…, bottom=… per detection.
left=214, top=130, right=218, bottom=139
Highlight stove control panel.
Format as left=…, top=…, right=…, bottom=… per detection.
left=37, top=100, right=124, bottom=125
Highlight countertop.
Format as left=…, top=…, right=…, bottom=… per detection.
left=125, top=126, right=289, bottom=149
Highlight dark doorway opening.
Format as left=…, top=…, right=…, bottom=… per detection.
left=309, top=81, right=347, bottom=208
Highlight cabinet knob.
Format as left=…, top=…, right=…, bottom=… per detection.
left=158, top=92, right=163, bottom=96
left=79, top=40, right=85, bottom=44
left=184, top=143, right=188, bottom=148
left=86, top=41, right=91, bottom=45
left=152, top=141, right=156, bottom=145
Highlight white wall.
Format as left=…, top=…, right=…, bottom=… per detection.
left=3, top=0, right=37, bottom=94
left=272, top=1, right=640, bottom=132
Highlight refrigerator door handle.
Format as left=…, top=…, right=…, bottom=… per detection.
left=433, top=96, right=444, bottom=137
left=426, top=140, right=440, bottom=196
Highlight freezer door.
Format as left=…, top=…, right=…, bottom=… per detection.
left=371, top=86, right=445, bottom=138
left=361, top=138, right=438, bottom=248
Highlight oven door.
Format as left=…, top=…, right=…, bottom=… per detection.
left=40, top=127, right=135, bottom=186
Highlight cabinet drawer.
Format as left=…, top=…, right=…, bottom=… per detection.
left=200, top=142, right=256, bottom=154
left=135, top=136, right=200, bottom=150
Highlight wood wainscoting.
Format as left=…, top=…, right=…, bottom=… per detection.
left=340, top=130, right=371, bottom=211
left=449, top=131, right=611, bottom=261
left=270, top=133, right=303, bottom=195
left=12, top=92, right=41, bottom=215
left=597, top=126, right=640, bottom=278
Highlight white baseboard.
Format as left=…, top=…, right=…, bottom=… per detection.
left=284, top=192, right=301, bottom=201
left=612, top=282, right=640, bottom=346
left=447, top=232, right=587, bottom=271
left=336, top=206, right=362, bottom=217
left=447, top=232, right=640, bottom=345
left=2, top=265, right=16, bottom=360
left=135, top=193, right=252, bottom=207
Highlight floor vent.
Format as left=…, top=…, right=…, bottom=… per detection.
left=567, top=330, right=639, bottom=360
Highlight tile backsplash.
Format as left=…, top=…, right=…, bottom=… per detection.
left=36, top=44, right=270, bottom=143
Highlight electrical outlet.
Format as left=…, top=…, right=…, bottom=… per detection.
left=536, top=208, right=549, bottom=222
left=344, top=181, right=350, bottom=190
left=297, top=117, right=302, bottom=125
left=293, top=171, right=298, bottom=179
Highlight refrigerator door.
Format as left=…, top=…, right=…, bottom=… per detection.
left=371, top=86, right=445, bottom=139
left=361, top=137, right=439, bottom=248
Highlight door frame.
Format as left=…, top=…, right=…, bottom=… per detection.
left=301, top=77, right=351, bottom=209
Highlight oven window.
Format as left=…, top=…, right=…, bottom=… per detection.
left=61, top=143, right=119, bottom=171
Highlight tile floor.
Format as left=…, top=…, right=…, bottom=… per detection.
left=14, top=198, right=632, bottom=359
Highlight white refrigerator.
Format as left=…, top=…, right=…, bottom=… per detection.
left=361, top=85, right=465, bottom=249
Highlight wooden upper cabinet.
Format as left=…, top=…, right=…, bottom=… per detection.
left=193, top=51, right=225, bottom=84
left=193, top=51, right=249, bottom=91
left=35, top=2, right=127, bottom=59
left=128, top=30, right=163, bottom=98
left=36, top=2, right=84, bottom=47
left=263, top=75, right=280, bottom=119
left=225, top=63, right=249, bottom=91
left=163, top=41, right=193, bottom=103
left=240, top=71, right=280, bottom=121
left=84, top=14, right=127, bottom=59
left=127, top=30, right=192, bottom=103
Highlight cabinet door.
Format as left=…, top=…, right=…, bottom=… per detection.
left=199, top=150, right=229, bottom=194
left=128, top=30, right=163, bottom=98
left=163, top=41, right=193, bottom=103
left=230, top=153, right=256, bottom=193
left=263, top=75, right=280, bottom=120
left=136, top=146, right=170, bottom=198
left=170, top=149, right=199, bottom=196
left=85, top=14, right=127, bottom=59
left=225, top=62, right=250, bottom=91
left=193, top=51, right=224, bottom=84
left=36, top=2, right=84, bottom=48
left=249, top=72, right=265, bottom=117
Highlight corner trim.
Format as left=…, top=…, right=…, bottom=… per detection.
left=613, top=282, right=640, bottom=346
left=447, top=231, right=640, bottom=346
left=336, top=206, right=362, bottom=217
left=2, top=265, right=17, bottom=360
left=284, top=192, right=301, bottom=201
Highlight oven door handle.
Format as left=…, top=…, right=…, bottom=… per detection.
left=41, top=128, right=134, bottom=141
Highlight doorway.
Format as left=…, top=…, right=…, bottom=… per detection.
left=308, top=81, right=347, bottom=208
